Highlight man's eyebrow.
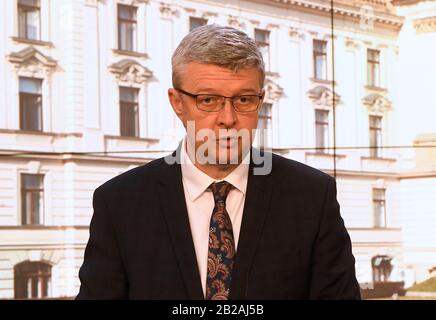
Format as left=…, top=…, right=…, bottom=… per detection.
left=194, top=88, right=219, bottom=93
left=195, top=88, right=260, bottom=95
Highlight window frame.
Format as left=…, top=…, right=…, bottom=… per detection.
left=117, top=4, right=138, bottom=52
left=20, top=173, right=45, bottom=226
left=254, top=28, right=270, bottom=71
left=17, top=0, right=41, bottom=40
left=313, top=39, right=328, bottom=80
left=14, top=261, right=52, bottom=299
left=119, top=86, right=140, bottom=138
left=315, top=109, right=330, bottom=154
left=189, top=16, right=207, bottom=32
left=19, top=77, right=43, bottom=132
left=369, top=115, right=383, bottom=158
left=257, top=103, right=273, bottom=149
left=372, top=187, right=387, bottom=228
left=367, top=49, right=381, bottom=87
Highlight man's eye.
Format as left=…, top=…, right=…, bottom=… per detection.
left=199, top=96, right=218, bottom=105
left=235, top=96, right=252, bottom=104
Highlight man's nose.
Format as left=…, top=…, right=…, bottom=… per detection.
left=217, top=98, right=237, bottom=127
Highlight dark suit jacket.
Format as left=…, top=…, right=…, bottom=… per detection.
left=76, top=146, right=361, bottom=299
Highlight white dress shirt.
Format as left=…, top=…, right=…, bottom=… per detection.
left=180, top=136, right=250, bottom=298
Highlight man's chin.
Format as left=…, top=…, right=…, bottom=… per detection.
left=214, top=146, right=245, bottom=165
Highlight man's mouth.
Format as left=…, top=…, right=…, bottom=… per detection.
left=217, top=136, right=239, bottom=148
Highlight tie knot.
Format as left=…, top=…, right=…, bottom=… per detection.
left=209, top=181, right=233, bottom=204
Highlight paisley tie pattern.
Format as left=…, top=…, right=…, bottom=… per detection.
left=206, top=181, right=235, bottom=300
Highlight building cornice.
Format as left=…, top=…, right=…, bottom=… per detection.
left=253, top=0, right=405, bottom=29
left=391, top=0, right=425, bottom=6
left=413, top=16, right=436, bottom=34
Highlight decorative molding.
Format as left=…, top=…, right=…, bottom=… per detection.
left=323, top=33, right=336, bottom=41
left=376, top=43, right=389, bottom=49
left=361, top=156, right=397, bottom=163
left=345, top=37, right=360, bottom=49
left=365, top=85, right=388, bottom=93
left=413, top=16, right=436, bottom=34
left=249, top=19, right=260, bottom=26
left=10, top=37, right=53, bottom=48
left=228, top=15, right=246, bottom=30
left=310, top=78, right=335, bottom=86
left=108, top=59, right=153, bottom=85
left=269, top=0, right=403, bottom=29
left=307, top=85, right=341, bottom=109
left=27, top=161, right=42, bottom=174
left=0, top=128, right=83, bottom=138
left=112, top=48, right=149, bottom=59
left=159, top=3, right=179, bottom=20
left=7, top=46, right=57, bottom=77
left=305, top=151, right=347, bottom=159
left=266, top=23, right=279, bottom=30
left=202, top=11, right=218, bottom=18
left=117, top=0, right=149, bottom=5
left=362, top=93, right=392, bottom=115
left=288, top=27, right=305, bottom=40
left=264, top=76, right=284, bottom=104
left=104, top=134, right=159, bottom=143
left=375, top=178, right=386, bottom=189
left=6, top=250, right=63, bottom=267
left=184, top=7, right=196, bottom=14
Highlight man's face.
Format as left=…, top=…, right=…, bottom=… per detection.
left=168, top=62, right=264, bottom=165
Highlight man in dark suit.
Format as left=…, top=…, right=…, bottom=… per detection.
left=76, top=24, right=361, bottom=300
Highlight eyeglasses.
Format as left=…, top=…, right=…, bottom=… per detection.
left=175, top=88, right=264, bottom=113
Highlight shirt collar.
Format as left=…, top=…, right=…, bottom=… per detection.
left=180, top=135, right=250, bottom=202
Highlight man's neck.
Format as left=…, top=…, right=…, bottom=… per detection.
left=193, top=162, right=239, bottom=180
left=183, top=139, right=249, bottom=180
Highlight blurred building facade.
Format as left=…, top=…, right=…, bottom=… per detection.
left=0, top=0, right=435, bottom=299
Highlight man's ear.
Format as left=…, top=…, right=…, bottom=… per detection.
left=168, top=88, right=185, bottom=123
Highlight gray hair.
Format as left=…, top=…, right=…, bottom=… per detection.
left=171, top=24, right=265, bottom=88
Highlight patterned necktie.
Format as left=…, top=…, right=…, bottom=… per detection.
left=206, top=181, right=235, bottom=300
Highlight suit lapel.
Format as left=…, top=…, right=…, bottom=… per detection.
left=229, top=148, right=273, bottom=299
left=158, top=145, right=204, bottom=299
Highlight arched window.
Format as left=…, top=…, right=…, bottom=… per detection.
left=14, top=261, right=52, bottom=299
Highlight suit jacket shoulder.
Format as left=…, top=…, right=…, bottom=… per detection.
left=95, top=157, right=165, bottom=194
left=270, top=152, right=334, bottom=183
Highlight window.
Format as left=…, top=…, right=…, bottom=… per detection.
left=257, top=103, right=272, bottom=148
left=119, top=87, right=139, bottom=137
left=255, top=29, right=270, bottom=71
left=315, top=109, right=329, bottom=153
left=21, top=174, right=44, bottom=225
left=118, top=4, right=137, bottom=52
left=189, top=17, right=207, bottom=31
left=18, top=0, right=40, bottom=40
left=367, top=49, right=380, bottom=87
left=371, top=255, right=392, bottom=282
left=19, top=77, right=43, bottom=132
left=313, top=40, right=327, bottom=80
left=369, top=115, right=382, bottom=157
left=373, top=188, right=386, bottom=228
left=14, top=261, right=51, bottom=299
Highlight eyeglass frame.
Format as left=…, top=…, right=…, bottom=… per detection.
left=174, top=87, right=264, bottom=113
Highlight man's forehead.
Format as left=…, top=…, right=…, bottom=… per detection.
left=183, top=62, right=262, bottom=92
